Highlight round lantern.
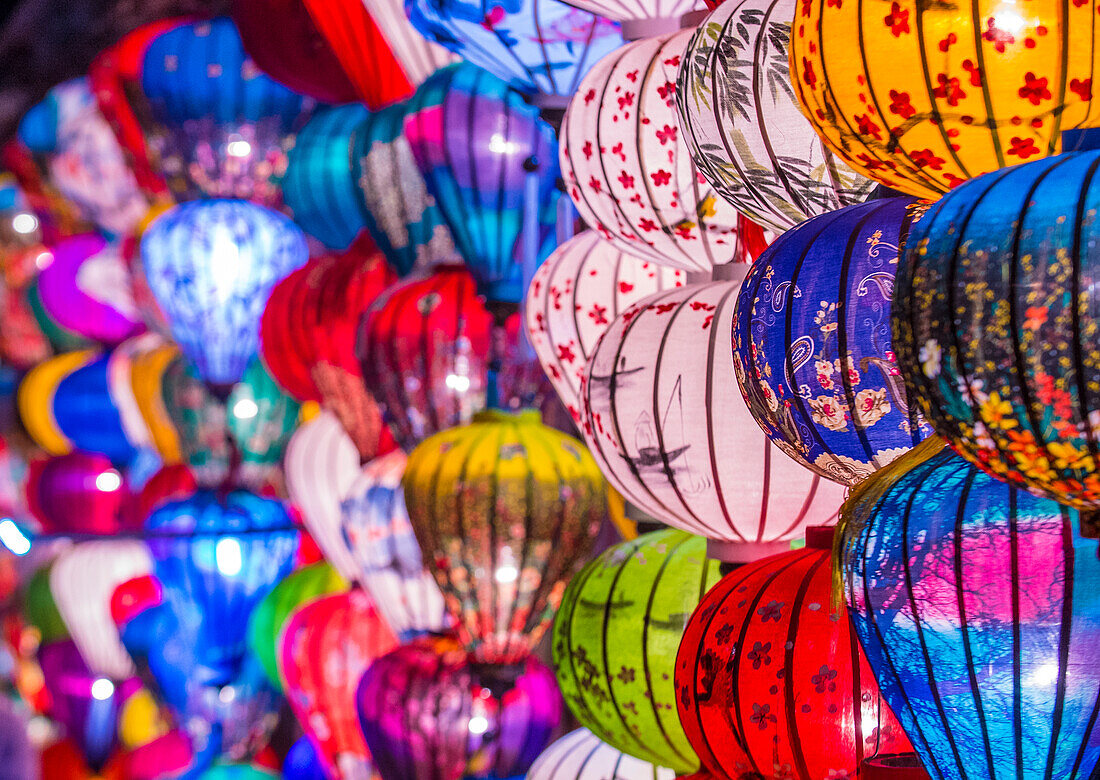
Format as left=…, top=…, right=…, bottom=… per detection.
left=280, top=589, right=399, bottom=780
left=561, top=30, right=759, bottom=272
left=197, top=766, right=278, bottom=780
left=137, top=17, right=317, bottom=207
left=528, top=728, right=677, bottom=780
left=284, top=737, right=327, bottom=780
left=108, top=334, right=170, bottom=455
left=140, top=199, right=309, bottom=389
left=50, top=539, right=153, bottom=680
left=41, top=737, right=126, bottom=780
left=583, top=281, right=845, bottom=559
left=525, top=230, right=685, bottom=421
left=841, top=442, right=1100, bottom=780
left=124, top=729, right=195, bottom=780
left=24, top=564, right=69, bottom=643
left=117, top=688, right=171, bottom=749
left=339, top=450, right=449, bottom=640
left=893, top=149, right=1100, bottom=510
left=676, top=528, right=913, bottom=780
left=259, top=261, right=321, bottom=402
left=356, top=636, right=561, bottom=780
left=734, top=197, right=931, bottom=486
left=132, top=464, right=198, bottom=525
left=18, top=349, right=97, bottom=455
left=676, top=0, right=874, bottom=233
left=50, top=353, right=139, bottom=464
left=403, top=63, right=560, bottom=304
left=27, top=452, right=133, bottom=536
left=552, top=529, right=717, bottom=775
left=790, top=0, right=1100, bottom=199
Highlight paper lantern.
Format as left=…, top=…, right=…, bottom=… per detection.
left=27, top=452, right=133, bottom=536
left=50, top=354, right=139, bottom=464
left=841, top=442, right=1100, bottom=780
left=525, top=230, right=685, bottom=421
left=284, top=737, right=327, bottom=780
left=403, top=63, right=560, bottom=304
left=676, top=0, right=874, bottom=233
left=404, top=409, right=605, bottom=663
left=582, top=281, right=845, bottom=559
left=280, top=589, right=399, bottom=780
left=50, top=540, right=153, bottom=679
left=676, top=529, right=913, bottom=780
left=24, top=564, right=69, bottom=643
left=339, top=450, right=449, bottom=640
left=356, top=636, right=561, bottom=780
left=790, top=0, right=1100, bottom=199
left=552, top=529, right=717, bottom=775
left=561, top=31, right=755, bottom=272
left=137, top=17, right=317, bottom=208
left=141, top=199, right=309, bottom=389
left=528, top=728, right=677, bottom=780
left=733, top=197, right=931, bottom=486
left=18, top=349, right=97, bottom=455
left=893, top=149, right=1100, bottom=510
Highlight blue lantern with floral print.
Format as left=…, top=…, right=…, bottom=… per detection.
left=733, top=197, right=931, bottom=487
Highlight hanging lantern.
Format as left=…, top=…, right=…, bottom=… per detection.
left=403, top=63, right=560, bottom=304
left=50, top=540, right=153, bottom=680
left=552, top=529, right=717, bottom=775
left=356, top=636, right=561, bottom=780
left=117, top=688, right=171, bottom=749
left=129, top=341, right=183, bottom=464
left=404, top=409, right=605, bottom=663
left=734, top=197, right=931, bottom=486
left=346, top=0, right=458, bottom=89
left=18, top=349, right=97, bottom=455
left=124, top=729, right=195, bottom=780
left=280, top=589, right=399, bottom=780
left=107, top=334, right=170, bottom=457
left=259, top=260, right=323, bottom=402
left=676, top=0, right=874, bottom=233
left=676, top=528, right=913, bottom=780
left=339, top=450, right=449, bottom=640
left=790, top=0, right=1100, bottom=199
left=41, top=738, right=126, bottom=780
left=24, top=564, right=69, bottom=643
left=26, top=452, right=132, bottom=536
left=841, top=441, right=1100, bottom=780
left=50, top=354, right=140, bottom=465
left=140, top=199, right=309, bottom=389
left=528, top=728, right=677, bottom=780
left=284, top=737, right=327, bottom=780
left=583, top=281, right=845, bottom=560
left=561, top=31, right=759, bottom=272
left=525, top=230, right=684, bottom=422
left=197, top=766, right=279, bottom=780
left=131, top=464, right=197, bottom=526
left=136, top=17, right=318, bottom=208
left=893, top=149, right=1100, bottom=510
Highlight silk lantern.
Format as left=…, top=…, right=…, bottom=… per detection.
left=197, top=766, right=279, bottom=780
left=676, top=528, right=913, bottom=780
left=582, top=281, right=846, bottom=560
left=108, top=334, right=172, bottom=456
left=18, top=349, right=97, bottom=455
left=676, top=0, right=875, bottom=233
left=356, top=636, right=561, bottom=780
left=284, top=737, right=328, bottom=780
left=40, top=737, right=127, bottom=780
left=841, top=442, right=1100, bottom=780
left=790, top=0, right=1100, bottom=199
left=525, top=230, right=685, bottom=421
left=561, top=30, right=757, bottom=272
left=24, top=564, right=69, bottom=643
left=280, top=589, right=399, bottom=780
left=26, top=276, right=95, bottom=353
left=734, top=197, right=931, bottom=486
left=50, top=353, right=140, bottom=464
left=339, top=450, right=449, bottom=640
left=553, top=529, right=717, bottom=775
left=27, top=452, right=133, bottom=536
left=140, top=199, right=309, bottom=389
left=361, top=0, right=458, bottom=87
left=527, top=729, right=677, bottom=780
left=132, top=464, right=197, bottom=525
left=129, top=342, right=183, bottom=463
left=894, top=149, right=1100, bottom=511
left=259, top=260, right=322, bottom=402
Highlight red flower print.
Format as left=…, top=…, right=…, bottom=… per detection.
left=617, top=92, right=635, bottom=110
left=481, top=6, right=506, bottom=28
left=664, top=55, right=681, bottom=67
left=583, top=89, right=596, bottom=104
left=625, top=69, right=639, bottom=82
left=962, top=59, right=983, bottom=87
left=650, top=169, right=672, bottom=186
left=982, top=17, right=1015, bottom=52
left=618, top=171, right=635, bottom=189
left=855, top=112, right=882, bottom=139
left=800, top=0, right=812, bottom=16
left=883, top=2, right=909, bottom=35
left=587, top=176, right=603, bottom=194
left=656, top=124, right=677, bottom=145
left=1071, top=78, right=1093, bottom=100
left=690, top=301, right=715, bottom=312
left=1018, top=72, right=1051, bottom=105
left=557, top=343, right=576, bottom=363
left=619, top=281, right=634, bottom=293
left=826, top=0, right=841, bottom=7
left=582, top=141, right=593, bottom=160
left=802, top=57, right=817, bottom=88
left=909, top=148, right=946, bottom=170
left=855, top=153, right=895, bottom=171
left=657, top=81, right=676, bottom=101
left=588, top=304, right=608, bottom=325
left=654, top=302, right=677, bottom=314
left=932, top=73, right=966, bottom=106
left=1007, top=136, right=1041, bottom=158
left=638, top=218, right=659, bottom=232
left=943, top=172, right=967, bottom=188
left=938, top=32, right=957, bottom=51
left=611, top=142, right=627, bottom=162
left=674, top=223, right=696, bottom=240
left=750, top=702, right=777, bottom=730
left=888, top=90, right=916, bottom=119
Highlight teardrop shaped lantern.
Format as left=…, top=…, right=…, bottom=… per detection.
left=527, top=729, right=677, bottom=780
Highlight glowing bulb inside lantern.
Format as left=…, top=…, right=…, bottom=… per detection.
left=91, top=678, right=115, bottom=701
left=489, top=134, right=518, bottom=155
left=218, top=685, right=237, bottom=703
left=495, top=565, right=518, bottom=584
left=96, top=470, right=122, bottom=492
left=209, top=228, right=242, bottom=303
left=34, top=251, right=52, bottom=270
left=990, top=3, right=1028, bottom=36
left=0, top=519, right=30, bottom=556
left=12, top=213, right=37, bottom=234
left=1029, top=661, right=1059, bottom=688
left=468, top=715, right=489, bottom=734
left=227, top=138, right=252, bottom=158
left=215, top=537, right=243, bottom=576
left=232, top=398, right=259, bottom=419
left=445, top=373, right=471, bottom=392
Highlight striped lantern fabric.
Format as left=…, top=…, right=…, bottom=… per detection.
left=560, top=30, right=751, bottom=272
left=675, top=533, right=913, bottom=780
left=528, top=729, right=677, bottom=780
left=260, top=261, right=324, bottom=402
left=360, top=0, right=458, bottom=86
left=525, top=231, right=684, bottom=423
left=50, top=353, right=139, bottom=464
left=582, top=281, right=846, bottom=560
left=841, top=444, right=1100, bottom=780
left=676, top=0, right=874, bottom=233
left=50, top=540, right=154, bottom=680
left=552, top=529, right=719, bottom=775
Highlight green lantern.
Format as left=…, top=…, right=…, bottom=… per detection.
left=22, top=564, right=68, bottom=643
left=551, top=529, right=720, bottom=776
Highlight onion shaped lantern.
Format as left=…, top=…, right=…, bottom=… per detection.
left=27, top=452, right=133, bottom=536
left=676, top=0, right=874, bottom=233
left=841, top=442, right=1100, bottom=780
left=140, top=199, right=309, bottom=389
left=527, top=728, right=677, bottom=780
left=583, top=281, right=845, bottom=560
left=404, top=409, right=606, bottom=664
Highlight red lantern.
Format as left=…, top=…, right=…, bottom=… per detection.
left=110, top=574, right=163, bottom=628
left=130, top=464, right=197, bottom=525
left=675, top=528, right=912, bottom=780
left=260, top=261, right=324, bottom=403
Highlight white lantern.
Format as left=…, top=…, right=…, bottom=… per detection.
left=359, top=0, right=458, bottom=86
left=528, top=728, right=677, bottom=780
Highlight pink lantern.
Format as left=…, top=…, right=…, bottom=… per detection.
left=581, top=281, right=845, bottom=560
left=26, top=452, right=134, bottom=536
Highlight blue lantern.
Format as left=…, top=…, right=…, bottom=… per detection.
left=841, top=442, right=1100, bottom=780
left=283, top=737, right=327, bottom=780
left=140, top=199, right=309, bottom=389
left=51, top=353, right=138, bottom=464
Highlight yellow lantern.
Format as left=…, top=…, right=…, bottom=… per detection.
left=128, top=342, right=181, bottom=463
left=118, top=688, right=171, bottom=749
left=791, top=0, right=1100, bottom=199
left=17, top=349, right=96, bottom=455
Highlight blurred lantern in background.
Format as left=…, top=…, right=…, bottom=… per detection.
left=40, top=737, right=127, bottom=780
left=361, top=0, right=458, bottom=87
left=26, top=275, right=96, bottom=353
left=129, top=341, right=183, bottom=464
left=18, top=349, right=97, bottom=455
left=123, top=728, right=195, bottom=780
left=23, top=564, right=69, bottom=644
left=259, top=261, right=322, bottom=402
left=197, top=765, right=280, bottom=780
left=49, top=353, right=140, bottom=465
left=116, top=687, right=171, bottom=749
left=357, top=635, right=561, bottom=780
left=527, top=728, right=677, bottom=780
left=131, top=464, right=197, bottom=524
left=1, top=135, right=88, bottom=240
left=553, top=529, right=718, bottom=776
left=26, top=452, right=133, bottom=536
left=141, top=199, right=309, bottom=390
left=283, top=736, right=327, bottom=780
left=403, top=409, right=606, bottom=663
left=108, top=334, right=173, bottom=458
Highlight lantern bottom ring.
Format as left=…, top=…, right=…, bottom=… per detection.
left=705, top=538, right=791, bottom=563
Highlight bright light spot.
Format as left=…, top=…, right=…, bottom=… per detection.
left=27, top=716, right=54, bottom=746
left=215, top=537, right=243, bottom=576
left=0, top=519, right=29, bottom=556
left=34, top=251, right=53, bottom=270
left=468, top=715, right=489, bottom=734
left=445, top=373, right=471, bottom=393
left=218, top=685, right=237, bottom=704
left=11, top=212, right=38, bottom=234
left=226, top=139, right=252, bottom=158
left=232, top=398, right=259, bottom=419
left=95, top=470, right=122, bottom=492
left=91, top=678, right=115, bottom=701
left=1029, top=662, right=1059, bottom=688
left=488, top=134, right=518, bottom=155
left=495, top=565, right=518, bottom=584
left=991, top=5, right=1027, bottom=36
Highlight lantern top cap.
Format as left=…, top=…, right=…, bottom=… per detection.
left=804, top=525, right=836, bottom=550
left=471, top=409, right=541, bottom=426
